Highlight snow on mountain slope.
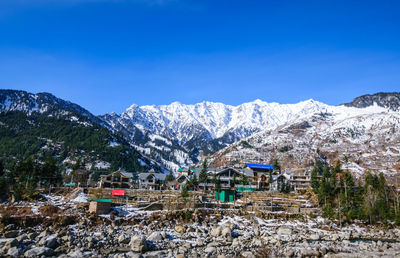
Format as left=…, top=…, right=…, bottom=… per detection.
left=127, top=99, right=328, bottom=140
left=209, top=103, right=400, bottom=177
left=101, top=99, right=335, bottom=171
left=0, top=89, right=106, bottom=126
left=0, top=89, right=161, bottom=173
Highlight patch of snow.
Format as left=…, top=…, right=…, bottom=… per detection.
left=72, top=192, right=88, bottom=203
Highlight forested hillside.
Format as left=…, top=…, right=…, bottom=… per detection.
left=0, top=90, right=159, bottom=175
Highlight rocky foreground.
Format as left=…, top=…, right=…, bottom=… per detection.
left=2, top=205, right=400, bottom=258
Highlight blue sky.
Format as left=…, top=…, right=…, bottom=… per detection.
left=0, top=0, right=399, bottom=114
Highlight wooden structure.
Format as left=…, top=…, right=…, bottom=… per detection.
left=99, top=170, right=134, bottom=189
left=138, top=172, right=167, bottom=190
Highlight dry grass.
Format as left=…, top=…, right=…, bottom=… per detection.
left=0, top=206, right=33, bottom=216
left=39, top=205, right=60, bottom=217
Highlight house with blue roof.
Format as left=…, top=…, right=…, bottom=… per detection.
left=246, top=163, right=275, bottom=190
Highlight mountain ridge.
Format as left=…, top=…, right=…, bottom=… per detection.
left=343, top=92, right=400, bottom=111
left=0, top=89, right=160, bottom=175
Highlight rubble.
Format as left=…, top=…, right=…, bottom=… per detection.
left=1, top=191, right=400, bottom=257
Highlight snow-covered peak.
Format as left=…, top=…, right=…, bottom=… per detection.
left=115, top=98, right=331, bottom=140
left=102, top=95, right=399, bottom=172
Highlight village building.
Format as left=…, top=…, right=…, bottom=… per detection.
left=290, top=169, right=311, bottom=190
left=270, top=172, right=291, bottom=191
left=245, top=163, right=275, bottom=190
left=166, top=174, right=189, bottom=190
left=194, top=167, right=255, bottom=191
left=99, top=170, right=135, bottom=189
left=138, top=172, right=167, bottom=190
left=177, top=168, right=195, bottom=177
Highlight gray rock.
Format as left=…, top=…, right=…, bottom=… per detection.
left=330, top=234, right=339, bottom=241
left=4, top=230, right=19, bottom=238
left=147, top=231, right=164, bottom=242
left=211, top=226, right=222, bottom=238
left=16, top=234, right=28, bottom=242
left=67, top=250, right=84, bottom=257
left=124, top=251, right=143, bottom=258
left=277, top=227, right=292, bottom=236
left=7, top=247, right=21, bottom=257
left=129, top=236, right=150, bottom=253
left=231, top=238, right=240, bottom=247
left=45, top=236, right=58, bottom=249
left=54, top=246, right=68, bottom=254
left=28, top=232, right=38, bottom=240
left=309, top=233, right=320, bottom=241
left=222, top=227, right=232, bottom=238
left=241, top=251, right=256, bottom=258
left=118, top=234, right=130, bottom=244
left=300, top=248, right=319, bottom=257
left=24, top=247, right=55, bottom=257
left=204, top=246, right=216, bottom=254
left=5, top=238, right=19, bottom=249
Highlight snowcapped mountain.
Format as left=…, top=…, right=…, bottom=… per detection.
left=102, top=98, right=333, bottom=171
left=0, top=89, right=160, bottom=173
left=208, top=103, right=400, bottom=178
left=0, top=89, right=105, bottom=125
left=102, top=92, right=400, bottom=174
left=343, top=92, right=400, bottom=111
left=2, top=89, right=399, bottom=177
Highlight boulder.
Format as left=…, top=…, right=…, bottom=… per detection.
left=231, top=238, right=240, bottom=248
left=211, top=226, right=222, bottom=237
left=129, top=236, right=150, bottom=253
left=4, top=230, right=19, bottom=238
left=24, top=247, right=55, bottom=257
left=45, top=236, right=59, bottom=249
left=241, top=251, right=256, bottom=258
left=16, top=234, right=28, bottom=242
left=118, top=234, right=130, bottom=244
left=330, top=234, right=339, bottom=241
left=221, top=227, right=232, bottom=238
left=147, top=231, right=164, bottom=242
left=204, top=246, right=216, bottom=254
left=28, top=232, right=39, bottom=240
left=277, top=227, right=292, bottom=236
left=7, top=247, right=21, bottom=257
left=309, top=233, right=320, bottom=241
left=175, top=226, right=185, bottom=234
left=67, top=250, right=84, bottom=258
left=5, top=238, right=19, bottom=249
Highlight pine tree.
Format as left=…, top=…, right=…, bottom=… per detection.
left=240, top=174, right=249, bottom=186
left=310, top=166, right=320, bottom=193
left=166, top=170, right=174, bottom=181
left=199, top=159, right=208, bottom=192
left=190, top=173, right=198, bottom=187
left=318, top=165, right=332, bottom=206
left=271, top=159, right=281, bottom=173
left=41, top=156, right=61, bottom=186
left=180, top=183, right=189, bottom=200
left=0, top=160, right=4, bottom=177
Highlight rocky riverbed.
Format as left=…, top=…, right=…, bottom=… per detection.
left=2, top=206, right=400, bottom=258
left=2, top=192, right=400, bottom=257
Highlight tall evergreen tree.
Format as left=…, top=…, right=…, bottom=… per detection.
left=166, top=170, right=174, bottom=181
left=310, top=166, right=320, bottom=193
left=240, top=173, right=249, bottom=186
left=271, top=159, right=281, bottom=173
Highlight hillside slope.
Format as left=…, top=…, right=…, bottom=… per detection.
left=208, top=104, right=400, bottom=177
left=0, top=90, right=158, bottom=174
left=101, top=99, right=329, bottom=171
